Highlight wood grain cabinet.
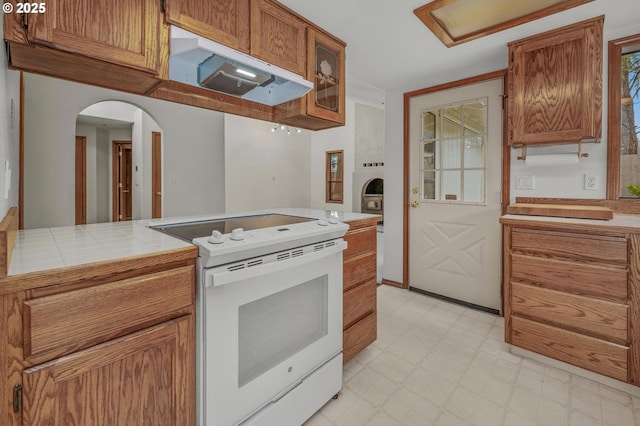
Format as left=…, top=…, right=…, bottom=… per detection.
left=274, top=28, right=346, bottom=130
left=164, top=0, right=250, bottom=53
left=27, top=0, right=164, bottom=74
left=250, top=0, right=307, bottom=76
left=502, top=221, right=640, bottom=385
left=342, top=218, right=379, bottom=364
left=3, top=0, right=167, bottom=94
left=507, top=16, right=603, bottom=146
left=0, top=256, right=197, bottom=426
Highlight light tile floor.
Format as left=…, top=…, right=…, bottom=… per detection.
left=306, top=285, right=640, bottom=426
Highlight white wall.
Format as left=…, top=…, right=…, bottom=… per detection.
left=309, top=100, right=356, bottom=212
left=23, top=73, right=226, bottom=228
left=224, top=114, right=311, bottom=212
left=382, top=90, right=404, bottom=284
left=0, top=18, right=21, bottom=219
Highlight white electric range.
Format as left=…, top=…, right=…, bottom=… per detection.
left=152, top=213, right=348, bottom=425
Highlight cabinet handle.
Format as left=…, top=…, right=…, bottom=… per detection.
left=13, top=384, right=22, bottom=413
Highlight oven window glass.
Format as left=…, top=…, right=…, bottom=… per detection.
left=238, top=276, right=328, bottom=387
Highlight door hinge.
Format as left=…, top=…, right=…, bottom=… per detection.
left=160, top=0, right=166, bottom=13
left=20, top=13, right=28, bottom=30
left=13, top=384, right=22, bottom=413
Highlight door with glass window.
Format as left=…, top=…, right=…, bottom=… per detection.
left=409, top=78, right=503, bottom=312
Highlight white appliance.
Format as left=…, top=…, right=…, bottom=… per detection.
left=169, top=26, right=313, bottom=106
left=152, top=214, right=348, bottom=425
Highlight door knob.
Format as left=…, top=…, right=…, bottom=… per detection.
left=412, top=187, right=419, bottom=194
left=410, top=201, right=419, bottom=208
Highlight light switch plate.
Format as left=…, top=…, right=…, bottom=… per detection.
left=515, top=175, right=535, bottom=190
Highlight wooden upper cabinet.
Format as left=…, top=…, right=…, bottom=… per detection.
left=307, top=28, right=346, bottom=124
left=508, top=16, right=603, bottom=146
left=164, top=0, right=250, bottom=52
left=250, top=0, right=307, bottom=76
left=26, top=0, right=162, bottom=74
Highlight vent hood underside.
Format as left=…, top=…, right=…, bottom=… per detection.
left=169, top=26, right=313, bottom=106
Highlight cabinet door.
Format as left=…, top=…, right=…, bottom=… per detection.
left=508, top=17, right=603, bottom=145
left=27, top=0, right=162, bottom=73
left=251, top=0, right=306, bottom=76
left=165, top=0, right=250, bottom=52
left=22, top=315, right=194, bottom=426
left=306, top=28, right=346, bottom=124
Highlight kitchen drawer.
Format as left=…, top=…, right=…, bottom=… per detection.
left=23, top=265, right=194, bottom=360
left=344, top=226, right=376, bottom=261
left=344, top=251, right=377, bottom=292
left=511, top=282, right=628, bottom=344
left=343, top=312, right=376, bottom=365
left=511, top=229, right=627, bottom=266
left=344, top=279, right=376, bottom=329
left=511, top=316, right=628, bottom=382
left=511, top=253, right=628, bottom=300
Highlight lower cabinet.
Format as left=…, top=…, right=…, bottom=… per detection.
left=22, top=315, right=193, bottom=425
left=1, top=255, right=197, bottom=426
left=502, top=221, right=640, bottom=385
left=343, top=217, right=379, bottom=364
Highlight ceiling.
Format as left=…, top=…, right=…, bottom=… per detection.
left=278, top=0, right=640, bottom=94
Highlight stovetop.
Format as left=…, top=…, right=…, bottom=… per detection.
left=151, top=213, right=315, bottom=242
left=151, top=213, right=348, bottom=267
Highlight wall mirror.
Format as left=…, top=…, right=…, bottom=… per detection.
left=607, top=34, right=640, bottom=199
left=74, top=101, right=163, bottom=224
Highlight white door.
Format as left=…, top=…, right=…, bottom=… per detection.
left=409, top=78, right=503, bottom=312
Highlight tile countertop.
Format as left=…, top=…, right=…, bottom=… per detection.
left=8, top=209, right=380, bottom=277
left=8, top=221, right=194, bottom=276
left=500, top=213, right=640, bottom=232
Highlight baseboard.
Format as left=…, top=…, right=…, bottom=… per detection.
left=510, top=345, right=640, bottom=397
left=381, top=278, right=404, bottom=288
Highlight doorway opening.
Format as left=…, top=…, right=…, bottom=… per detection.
left=113, top=141, right=133, bottom=221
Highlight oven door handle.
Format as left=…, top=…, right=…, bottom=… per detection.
left=206, top=240, right=347, bottom=288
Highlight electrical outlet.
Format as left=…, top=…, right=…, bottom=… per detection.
left=584, top=174, right=599, bottom=190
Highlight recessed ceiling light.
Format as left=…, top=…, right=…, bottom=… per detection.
left=414, top=0, right=594, bottom=47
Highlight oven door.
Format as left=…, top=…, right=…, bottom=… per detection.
left=202, top=240, right=346, bottom=425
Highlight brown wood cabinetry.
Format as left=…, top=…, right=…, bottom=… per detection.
left=342, top=218, right=379, bottom=364
left=3, top=0, right=347, bottom=130
left=507, top=16, right=603, bottom=146
left=27, top=0, right=164, bottom=74
left=251, top=0, right=307, bottom=76
left=0, top=251, right=197, bottom=425
left=502, top=219, right=640, bottom=385
left=275, top=28, right=346, bottom=129
left=165, top=0, right=250, bottom=53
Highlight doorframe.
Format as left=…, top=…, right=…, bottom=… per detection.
left=75, top=136, right=87, bottom=225
left=401, top=70, right=508, bottom=288
left=151, top=131, right=162, bottom=219
left=111, top=140, right=132, bottom=222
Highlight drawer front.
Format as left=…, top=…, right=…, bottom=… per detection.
left=343, top=312, right=376, bottom=364
left=511, top=229, right=627, bottom=265
left=511, top=282, right=628, bottom=343
left=344, top=279, right=376, bottom=329
left=344, top=251, right=377, bottom=292
left=23, top=265, right=194, bottom=360
left=344, top=226, right=376, bottom=261
left=511, top=253, right=628, bottom=300
left=511, top=316, right=628, bottom=382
